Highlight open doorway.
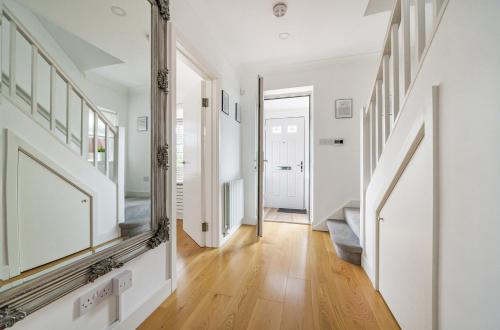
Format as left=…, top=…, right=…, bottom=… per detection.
left=262, top=90, right=312, bottom=225
left=175, top=49, right=212, bottom=273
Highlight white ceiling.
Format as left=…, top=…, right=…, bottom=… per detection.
left=183, top=0, right=391, bottom=68
left=18, top=0, right=151, bottom=88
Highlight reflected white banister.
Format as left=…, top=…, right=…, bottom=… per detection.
left=1, top=7, right=117, bottom=181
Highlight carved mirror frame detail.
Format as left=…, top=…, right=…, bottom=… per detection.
left=0, top=1, right=170, bottom=328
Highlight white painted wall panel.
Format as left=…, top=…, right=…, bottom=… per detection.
left=18, top=152, right=91, bottom=271
left=379, top=139, right=433, bottom=330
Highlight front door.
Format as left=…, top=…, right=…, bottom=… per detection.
left=264, top=117, right=305, bottom=210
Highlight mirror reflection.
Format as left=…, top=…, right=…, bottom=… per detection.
left=0, top=0, right=151, bottom=290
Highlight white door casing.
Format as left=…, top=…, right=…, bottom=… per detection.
left=181, top=80, right=204, bottom=247
left=264, top=117, right=305, bottom=210
left=257, top=76, right=264, bottom=237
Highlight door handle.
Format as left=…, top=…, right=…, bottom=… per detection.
left=278, top=166, right=292, bottom=170
left=297, top=161, right=304, bottom=172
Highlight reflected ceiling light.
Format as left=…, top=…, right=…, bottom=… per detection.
left=111, top=5, right=127, bottom=17
left=279, top=32, right=290, bottom=40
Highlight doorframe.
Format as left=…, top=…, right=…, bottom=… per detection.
left=168, top=25, right=219, bottom=291
left=262, top=92, right=313, bottom=224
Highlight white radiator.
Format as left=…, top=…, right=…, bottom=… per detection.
left=224, top=179, right=244, bottom=235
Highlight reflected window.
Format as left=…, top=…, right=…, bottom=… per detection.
left=287, top=125, right=297, bottom=133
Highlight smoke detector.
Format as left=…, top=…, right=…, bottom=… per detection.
left=273, top=3, right=287, bottom=18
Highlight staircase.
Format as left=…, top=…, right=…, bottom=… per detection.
left=119, top=197, right=151, bottom=238
left=327, top=207, right=362, bottom=265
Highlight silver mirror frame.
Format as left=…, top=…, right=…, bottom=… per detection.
left=0, top=1, right=171, bottom=328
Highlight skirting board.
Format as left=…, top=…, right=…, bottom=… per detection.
left=220, top=221, right=243, bottom=247
left=0, top=266, right=10, bottom=280
left=113, top=279, right=172, bottom=330
left=313, top=200, right=360, bottom=231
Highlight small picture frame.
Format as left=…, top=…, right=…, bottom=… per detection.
left=235, top=103, right=241, bottom=123
left=222, top=90, right=230, bottom=115
left=335, top=99, right=353, bottom=119
left=137, top=116, right=149, bottom=131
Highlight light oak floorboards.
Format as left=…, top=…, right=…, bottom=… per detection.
left=139, top=222, right=399, bottom=330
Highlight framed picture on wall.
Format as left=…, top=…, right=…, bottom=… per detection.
left=235, top=103, right=241, bottom=123
left=335, top=98, right=353, bottom=119
left=222, top=90, right=230, bottom=115
left=137, top=116, right=148, bottom=131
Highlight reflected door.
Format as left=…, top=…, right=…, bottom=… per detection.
left=264, top=117, right=305, bottom=209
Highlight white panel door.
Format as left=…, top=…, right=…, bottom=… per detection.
left=18, top=152, right=91, bottom=272
left=379, top=141, right=433, bottom=330
left=264, top=117, right=305, bottom=209
left=182, top=81, right=204, bottom=246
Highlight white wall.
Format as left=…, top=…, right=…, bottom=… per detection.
left=363, top=1, right=500, bottom=329
left=240, top=54, right=379, bottom=226
left=125, top=86, right=150, bottom=195
left=9, top=245, right=170, bottom=330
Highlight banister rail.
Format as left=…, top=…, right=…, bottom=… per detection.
left=1, top=6, right=118, bottom=180
left=362, top=0, right=448, bottom=182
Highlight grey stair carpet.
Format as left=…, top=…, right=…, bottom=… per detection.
left=344, top=207, right=360, bottom=239
left=120, top=197, right=151, bottom=238
left=327, top=219, right=362, bottom=265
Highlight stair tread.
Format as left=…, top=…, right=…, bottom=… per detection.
left=344, top=207, right=360, bottom=240
left=327, top=219, right=362, bottom=253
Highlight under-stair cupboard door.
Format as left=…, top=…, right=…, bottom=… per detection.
left=256, top=76, right=264, bottom=237
left=17, top=152, right=91, bottom=272
left=378, top=139, right=433, bottom=329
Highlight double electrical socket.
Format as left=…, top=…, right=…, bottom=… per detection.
left=78, top=270, right=132, bottom=316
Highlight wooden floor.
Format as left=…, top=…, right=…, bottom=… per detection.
left=139, top=221, right=399, bottom=330
left=264, top=207, right=309, bottom=224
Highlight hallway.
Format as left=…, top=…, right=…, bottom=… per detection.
left=139, top=222, right=398, bottom=329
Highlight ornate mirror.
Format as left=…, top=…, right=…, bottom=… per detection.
left=0, top=0, right=170, bottom=327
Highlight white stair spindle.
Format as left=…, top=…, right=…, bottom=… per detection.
left=30, top=44, right=37, bottom=115
left=382, top=54, right=391, bottom=142
left=375, top=80, right=383, bottom=160
left=401, top=0, right=411, bottom=94
left=50, top=66, right=56, bottom=132
left=9, top=20, right=16, bottom=98
left=390, top=24, right=400, bottom=121
left=66, top=84, right=71, bottom=145
left=415, top=0, right=426, bottom=62
left=370, top=102, right=376, bottom=173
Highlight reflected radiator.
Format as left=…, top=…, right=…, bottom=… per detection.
left=223, top=179, right=244, bottom=236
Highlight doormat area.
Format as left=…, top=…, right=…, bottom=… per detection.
left=278, top=208, right=307, bottom=214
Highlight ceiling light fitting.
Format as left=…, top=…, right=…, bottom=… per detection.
left=273, top=3, right=288, bottom=18
left=111, top=6, right=127, bottom=17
